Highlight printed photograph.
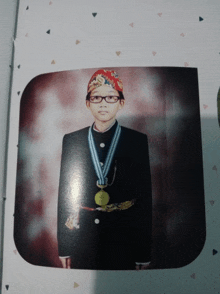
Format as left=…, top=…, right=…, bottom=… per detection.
left=14, top=67, right=206, bottom=270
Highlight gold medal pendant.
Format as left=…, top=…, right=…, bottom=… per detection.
left=95, top=184, right=110, bottom=206
left=88, top=124, right=121, bottom=208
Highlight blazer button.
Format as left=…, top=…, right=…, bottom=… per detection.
left=94, top=218, right=100, bottom=224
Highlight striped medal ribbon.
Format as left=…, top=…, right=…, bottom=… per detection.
left=88, top=123, right=121, bottom=206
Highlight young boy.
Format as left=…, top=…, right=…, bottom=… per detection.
left=57, top=69, right=152, bottom=270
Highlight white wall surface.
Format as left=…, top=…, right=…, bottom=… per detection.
left=0, top=0, right=18, bottom=290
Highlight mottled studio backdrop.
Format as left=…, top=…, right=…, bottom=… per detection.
left=14, top=67, right=205, bottom=269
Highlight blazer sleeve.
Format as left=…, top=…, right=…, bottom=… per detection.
left=57, top=135, right=78, bottom=257
left=134, top=134, right=152, bottom=262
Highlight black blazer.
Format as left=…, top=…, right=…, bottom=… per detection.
left=57, top=125, right=152, bottom=270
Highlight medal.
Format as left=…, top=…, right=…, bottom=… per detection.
left=88, top=122, right=121, bottom=206
left=94, top=183, right=110, bottom=206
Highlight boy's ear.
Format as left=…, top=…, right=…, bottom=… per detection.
left=119, top=99, right=125, bottom=109
left=86, top=100, right=90, bottom=109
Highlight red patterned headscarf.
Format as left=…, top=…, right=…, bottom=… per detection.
left=87, top=69, right=123, bottom=93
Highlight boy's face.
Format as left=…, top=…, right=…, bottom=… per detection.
left=86, top=85, right=124, bottom=123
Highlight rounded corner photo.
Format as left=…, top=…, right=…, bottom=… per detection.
left=14, top=67, right=206, bottom=270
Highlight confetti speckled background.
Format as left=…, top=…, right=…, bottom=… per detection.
left=1, top=0, right=220, bottom=293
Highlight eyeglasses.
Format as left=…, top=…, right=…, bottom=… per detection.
left=89, top=96, right=120, bottom=103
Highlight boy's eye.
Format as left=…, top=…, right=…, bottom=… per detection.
left=106, top=96, right=119, bottom=102
left=90, top=96, right=100, bottom=102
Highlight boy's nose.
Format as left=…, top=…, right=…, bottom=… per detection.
left=99, top=99, right=108, bottom=106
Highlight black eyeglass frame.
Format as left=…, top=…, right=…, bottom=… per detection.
left=86, top=91, right=125, bottom=102
left=89, top=96, right=120, bottom=104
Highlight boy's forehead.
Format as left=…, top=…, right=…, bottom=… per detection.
left=91, top=85, right=118, bottom=95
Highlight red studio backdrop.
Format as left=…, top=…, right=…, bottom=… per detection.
left=14, top=67, right=205, bottom=269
